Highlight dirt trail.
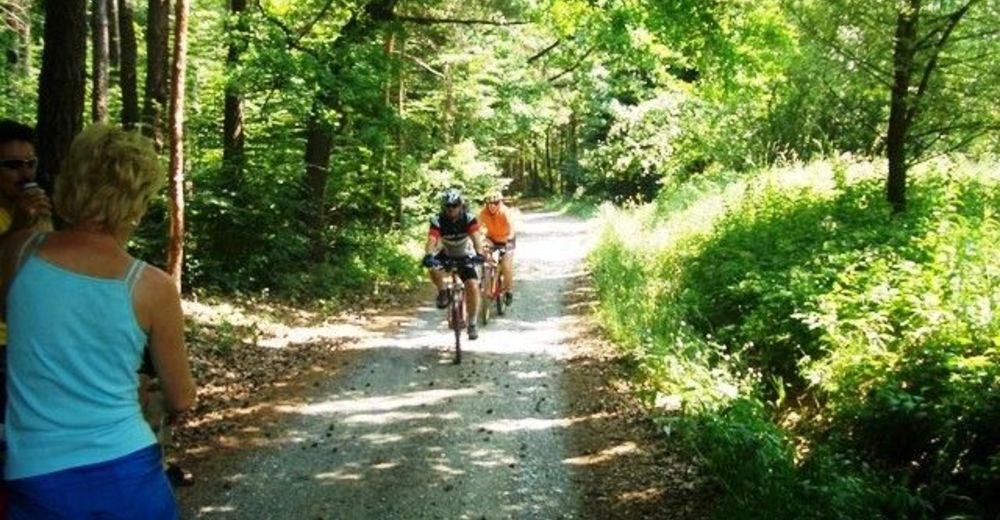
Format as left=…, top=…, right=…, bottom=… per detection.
left=179, top=210, right=708, bottom=519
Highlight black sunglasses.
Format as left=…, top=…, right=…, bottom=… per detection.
left=0, top=158, right=37, bottom=170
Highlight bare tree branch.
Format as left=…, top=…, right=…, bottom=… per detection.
left=907, top=0, right=977, bottom=126
left=527, top=39, right=560, bottom=64
left=547, top=45, right=596, bottom=83
left=254, top=0, right=323, bottom=59
left=403, top=52, right=444, bottom=77
left=909, top=124, right=997, bottom=166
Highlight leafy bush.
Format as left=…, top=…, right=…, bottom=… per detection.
left=591, top=157, right=1000, bottom=519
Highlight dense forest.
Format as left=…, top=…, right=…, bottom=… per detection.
left=2, top=1, right=999, bottom=518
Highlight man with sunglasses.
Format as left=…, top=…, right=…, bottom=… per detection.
left=478, top=191, right=517, bottom=306
left=423, top=188, right=486, bottom=340
left=0, top=120, right=54, bottom=495
left=0, top=120, right=51, bottom=235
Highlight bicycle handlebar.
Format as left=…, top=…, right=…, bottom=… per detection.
left=432, top=255, right=483, bottom=271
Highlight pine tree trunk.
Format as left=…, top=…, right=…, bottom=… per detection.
left=117, top=0, right=139, bottom=129
left=222, top=0, right=246, bottom=183
left=37, top=0, right=86, bottom=190
left=143, top=0, right=170, bottom=150
left=91, top=0, right=110, bottom=122
left=395, top=32, right=406, bottom=227
left=108, top=0, right=120, bottom=70
left=166, top=0, right=188, bottom=288
left=304, top=105, right=334, bottom=263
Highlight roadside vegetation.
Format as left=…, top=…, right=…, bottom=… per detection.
left=590, top=157, right=1000, bottom=519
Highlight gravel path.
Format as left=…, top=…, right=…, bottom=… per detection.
left=180, top=211, right=606, bottom=519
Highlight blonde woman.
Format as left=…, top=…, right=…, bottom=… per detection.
left=0, top=124, right=195, bottom=519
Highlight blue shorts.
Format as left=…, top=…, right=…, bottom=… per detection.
left=6, top=444, right=178, bottom=520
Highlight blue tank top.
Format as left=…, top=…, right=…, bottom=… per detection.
left=4, top=238, right=156, bottom=479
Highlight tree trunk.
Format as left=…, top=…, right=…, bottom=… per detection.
left=3, top=0, right=32, bottom=74
left=304, top=106, right=334, bottom=263
left=565, top=111, right=579, bottom=194
left=295, top=0, right=399, bottom=252
left=91, top=0, right=110, bottom=122
left=117, top=0, right=139, bottom=129
left=886, top=0, right=919, bottom=213
left=443, top=63, right=454, bottom=145
left=165, top=0, right=188, bottom=288
left=395, top=32, right=406, bottom=226
left=37, top=0, right=86, bottom=191
left=108, top=0, right=120, bottom=70
left=379, top=30, right=395, bottom=225
left=143, top=0, right=170, bottom=150
left=222, top=0, right=247, bottom=183
left=544, top=129, right=553, bottom=193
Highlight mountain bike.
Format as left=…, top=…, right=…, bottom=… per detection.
left=434, top=256, right=478, bottom=364
left=479, top=244, right=507, bottom=326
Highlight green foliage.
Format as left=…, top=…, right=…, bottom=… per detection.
left=591, top=157, right=1000, bottom=518
left=274, top=224, right=424, bottom=302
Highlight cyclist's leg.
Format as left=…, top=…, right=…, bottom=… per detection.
left=459, top=264, right=480, bottom=338
left=429, top=267, right=445, bottom=288
left=430, top=253, right=450, bottom=308
left=500, top=251, right=514, bottom=293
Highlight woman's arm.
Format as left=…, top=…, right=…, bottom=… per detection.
left=134, top=266, right=196, bottom=414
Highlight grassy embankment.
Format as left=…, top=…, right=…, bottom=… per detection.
left=590, top=157, right=999, bottom=519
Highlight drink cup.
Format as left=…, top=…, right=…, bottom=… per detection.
left=21, top=181, right=54, bottom=231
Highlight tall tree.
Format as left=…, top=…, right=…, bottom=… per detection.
left=37, top=0, right=87, bottom=190
left=885, top=0, right=980, bottom=211
left=117, top=0, right=140, bottom=129
left=143, top=0, right=170, bottom=149
left=108, top=0, right=120, bottom=70
left=222, top=0, right=247, bottom=182
left=91, top=0, right=110, bottom=122
left=303, top=100, right=335, bottom=262
left=166, top=0, right=188, bottom=287
left=791, top=0, right=996, bottom=212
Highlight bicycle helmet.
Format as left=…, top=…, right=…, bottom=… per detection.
left=441, top=188, right=463, bottom=207
left=486, top=191, right=503, bottom=204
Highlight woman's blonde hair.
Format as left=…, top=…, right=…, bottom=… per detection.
left=54, top=124, right=163, bottom=233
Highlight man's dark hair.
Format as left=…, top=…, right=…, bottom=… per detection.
left=0, top=119, right=36, bottom=146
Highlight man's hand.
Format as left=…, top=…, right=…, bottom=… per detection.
left=15, top=183, right=53, bottom=227
left=422, top=254, right=439, bottom=268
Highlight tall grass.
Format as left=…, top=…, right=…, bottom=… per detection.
left=590, top=156, right=1000, bottom=519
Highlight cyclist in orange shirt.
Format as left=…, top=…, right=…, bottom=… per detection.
left=477, top=191, right=516, bottom=305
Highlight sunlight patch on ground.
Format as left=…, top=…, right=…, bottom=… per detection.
left=510, top=370, right=550, bottom=379
left=197, top=506, right=236, bottom=514
left=619, top=487, right=665, bottom=503
left=476, top=412, right=610, bottom=433
left=254, top=322, right=371, bottom=349
left=343, top=410, right=462, bottom=425
left=432, top=463, right=466, bottom=476
left=314, top=470, right=363, bottom=481
left=562, top=441, right=640, bottom=466
left=466, top=447, right=518, bottom=467
left=359, top=432, right=407, bottom=445
left=277, top=387, right=482, bottom=415
left=371, top=461, right=400, bottom=470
